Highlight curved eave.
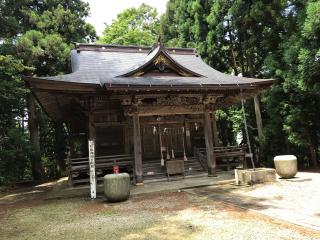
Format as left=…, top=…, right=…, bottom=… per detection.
left=25, top=76, right=102, bottom=93
left=25, top=76, right=275, bottom=92
left=24, top=76, right=103, bottom=121
left=103, top=79, right=275, bottom=91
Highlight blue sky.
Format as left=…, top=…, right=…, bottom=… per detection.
left=86, top=0, right=168, bottom=36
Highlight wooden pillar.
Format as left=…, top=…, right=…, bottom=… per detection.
left=133, top=113, right=143, bottom=184
left=185, top=122, right=192, bottom=154
left=204, top=111, right=216, bottom=176
left=124, top=124, right=130, bottom=154
left=254, top=95, right=263, bottom=142
left=88, top=111, right=96, bottom=199
left=211, top=112, right=219, bottom=147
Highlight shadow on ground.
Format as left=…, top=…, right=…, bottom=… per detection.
left=184, top=184, right=279, bottom=212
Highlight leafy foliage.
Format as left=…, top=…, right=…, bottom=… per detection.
left=161, top=0, right=320, bottom=167
left=99, top=4, right=159, bottom=46
left=0, top=0, right=96, bottom=184
left=0, top=55, right=31, bottom=184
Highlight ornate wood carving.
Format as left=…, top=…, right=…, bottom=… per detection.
left=154, top=54, right=170, bottom=71
left=121, top=97, right=132, bottom=106
left=157, top=95, right=202, bottom=106
left=124, top=104, right=208, bottom=116
left=118, top=93, right=221, bottom=116
left=118, top=44, right=203, bottom=78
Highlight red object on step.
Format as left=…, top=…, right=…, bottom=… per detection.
left=113, top=160, right=119, bottom=174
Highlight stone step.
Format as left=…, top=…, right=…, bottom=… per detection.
left=141, top=157, right=206, bottom=179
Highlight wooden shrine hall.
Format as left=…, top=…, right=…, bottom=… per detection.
left=26, top=42, right=274, bottom=198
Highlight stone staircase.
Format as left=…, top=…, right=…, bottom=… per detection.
left=143, top=157, right=206, bottom=180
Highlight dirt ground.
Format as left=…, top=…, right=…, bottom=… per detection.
left=0, top=185, right=320, bottom=240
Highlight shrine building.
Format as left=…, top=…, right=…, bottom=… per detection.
left=26, top=43, right=274, bottom=198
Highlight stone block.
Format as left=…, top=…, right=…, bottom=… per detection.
left=235, top=168, right=276, bottom=185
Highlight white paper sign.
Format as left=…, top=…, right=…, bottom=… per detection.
left=88, top=140, right=96, bottom=199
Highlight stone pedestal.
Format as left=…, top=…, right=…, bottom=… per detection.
left=274, top=155, right=297, bottom=178
left=235, top=168, right=276, bottom=185
left=103, top=173, right=130, bottom=202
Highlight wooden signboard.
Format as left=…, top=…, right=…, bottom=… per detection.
left=88, top=139, right=96, bottom=199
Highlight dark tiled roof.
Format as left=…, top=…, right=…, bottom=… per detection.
left=37, top=43, right=274, bottom=88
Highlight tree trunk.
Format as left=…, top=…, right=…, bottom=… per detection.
left=54, top=121, right=66, bottom=176
left=254, top=95, right=263, bottom=142
left=308, top=141, right=318, bottom=168
left=27, top=93, right=44, bottom=180
left=248, top=52, right=263, bottom=166
left=226, top=19, right=238, bottom=76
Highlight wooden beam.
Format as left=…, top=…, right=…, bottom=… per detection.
left=125, top=105, right=208, bottom=116
left=204, top=111, right=217, bottom=176
left=94, top=122, right=127, bottom=127
left=88, top=111, right=96, bottom=199
left=133, top=114, right=143, bottom=184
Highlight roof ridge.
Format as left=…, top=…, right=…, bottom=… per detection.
left=74, top=42, right=196, bottom=55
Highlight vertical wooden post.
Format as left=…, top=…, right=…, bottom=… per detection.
left=124, top=124, right=130, bottom=154
left=158, top=125, right=165, bottom=166
left=88, top=111, right=96, bottom=199
left=204, top=111, right=216, bottom=176
left=254, top=95, right=263, bottom=142
left=133, top=113, right=143, bottom=184
left=185, top=122, right=192, bottom=154
left=211, top=111, right=219, bottom=147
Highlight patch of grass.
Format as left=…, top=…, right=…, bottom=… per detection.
left=98, top=208, right=118, bottom=216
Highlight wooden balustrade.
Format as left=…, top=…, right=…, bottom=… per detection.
left=194, top=145, right=247, bottom=170
left=66, top=154, right=134, bottom=185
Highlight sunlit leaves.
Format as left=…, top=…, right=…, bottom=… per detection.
left=99, top=4, right=159, bottom=46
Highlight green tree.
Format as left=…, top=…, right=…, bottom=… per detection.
left=161, top=0, right=320, bottom=168
left=279, top=1, right=320, bottom=167
left=99, top=4, right=159, bottom=46
left=0, top=0, right=96, bottom=182
left=0, top=55, right=31, bottom=183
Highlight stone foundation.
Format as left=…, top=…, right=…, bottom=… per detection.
left=235, top=168, right=276, bottom=185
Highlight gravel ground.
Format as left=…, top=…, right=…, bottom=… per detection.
left=1, top=190, right=319, bottom=240
left=186, top=172, right=320, bottom=232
